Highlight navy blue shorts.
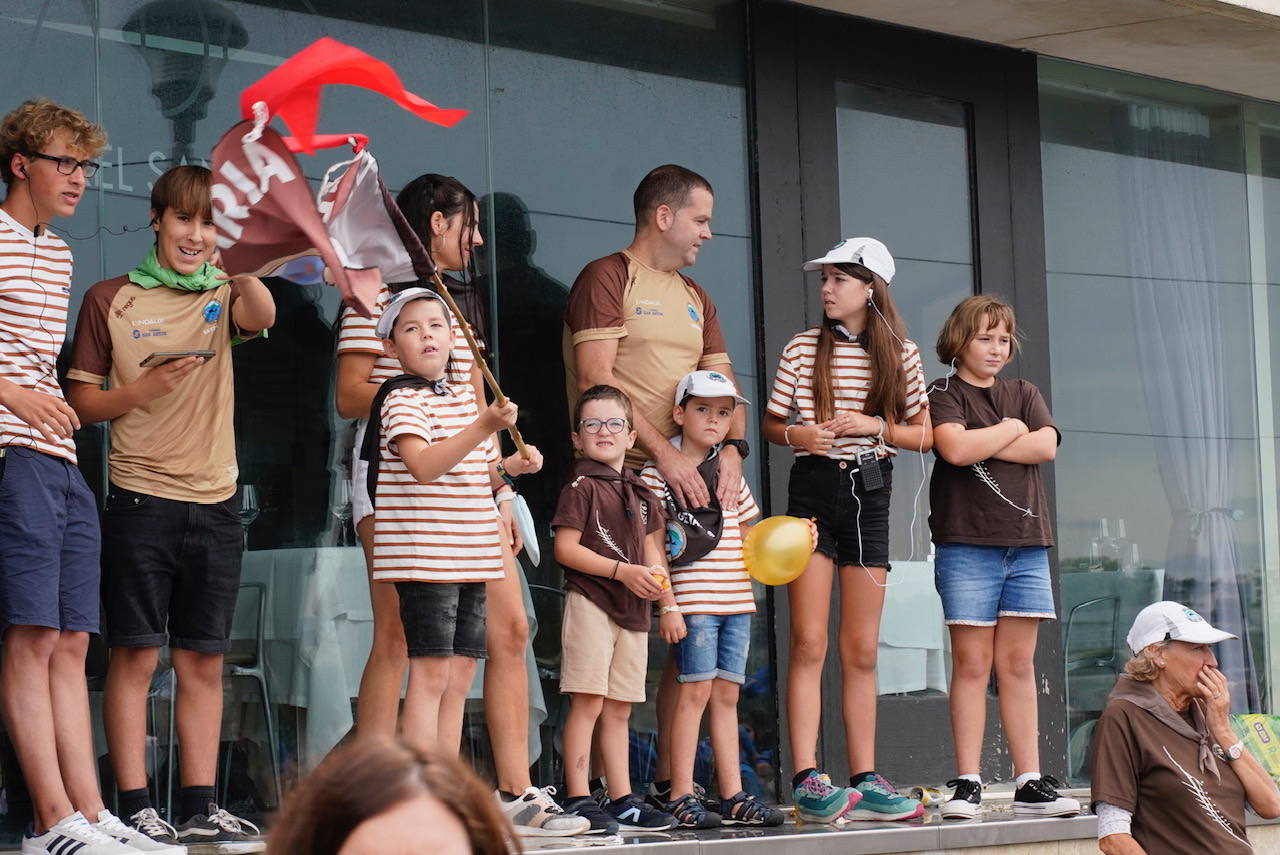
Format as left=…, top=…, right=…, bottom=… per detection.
left=786, top=454, right=893, bottom=570
left=101, top=485, right=244, bottom=653
left=395, top=581, right=488, bottom=659
left=0, top=446, right=101, bottom=633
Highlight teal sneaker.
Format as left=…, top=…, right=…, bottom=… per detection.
left=792, top=770, right=861, bottom=823
left=846, top=773, right=925, bottom=821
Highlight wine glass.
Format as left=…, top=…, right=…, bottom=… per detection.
left=331, top=478, right=353, bottom=546
left=239, top=484, right=260, bottom=549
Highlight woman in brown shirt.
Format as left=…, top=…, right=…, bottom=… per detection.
left=1091, top=601, right=1280, bottom=854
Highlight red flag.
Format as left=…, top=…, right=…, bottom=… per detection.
left=240, top=38, right=468, bottom=155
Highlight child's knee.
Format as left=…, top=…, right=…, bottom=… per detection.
left=790, top=628, right=828, bottom=667
left=569, top=692, right=605, bottom=718
left=487, top=614, right=529, bottom=659
left=601, top=698, right=632, bottom=723
left=710, top=678, right=740, bottom=707
left=678, top=679, right=714, bottom=706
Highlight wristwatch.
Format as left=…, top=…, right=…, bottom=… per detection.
left=722, top=439, right=750, bottom=459
left=496, top=458, right=516, bottom=487
left=1225, top=740, right=1245, bottom=761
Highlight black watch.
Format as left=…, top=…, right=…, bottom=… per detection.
left=722, top=439, right=750, bottom=459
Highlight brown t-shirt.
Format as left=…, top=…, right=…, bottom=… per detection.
left=927, top=375, right=1058, bottom=546
left=552, top=458, right=665, bottom=631
left=1092, top=696, right=1252, bottom=854
left=67, top=275, right=246, bottom=503
left=563, top=251, right=730, bottom=470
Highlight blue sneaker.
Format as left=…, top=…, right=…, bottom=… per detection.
left=792, top=770, right=861, bottom=823
left=563, top=795, right=619, bottom=835
left=605, top=794, right=677, bottom=831
left=846, top=773, right=924, bottom=821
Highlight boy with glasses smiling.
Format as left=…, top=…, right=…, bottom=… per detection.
left=553, top=385, right=676, bottom=834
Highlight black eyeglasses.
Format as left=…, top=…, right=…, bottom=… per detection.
left=578, top=417, right=629, bottom=435
left=26, top=152, right=100, bottom=179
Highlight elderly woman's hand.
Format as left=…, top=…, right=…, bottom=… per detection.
left=1196, top=665, right=1232, bottom=725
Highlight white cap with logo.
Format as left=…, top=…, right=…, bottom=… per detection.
left=375, top=287, right=452, bottom=339
left=675, top=370, right=749, bottom=406
left=802, top=237, right=895, bottom=284
left=1126, top=601, right=1237, bottom=656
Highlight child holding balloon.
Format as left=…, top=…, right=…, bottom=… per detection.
left=638, top=370, right=786, bottom=829
left=762, top=237, right=931, bottom=823
left=927, top=295, right=1078, bottom=820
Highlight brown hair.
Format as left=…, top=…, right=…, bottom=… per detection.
left=812, top=263, right=909, bottom=423
left=398, top=173, right=478, bottom=278
left=935, top=294, right=1021, bottom=366
left=266, top=738, right=515, bottom=855
left=573, top=384, right=634, bottom=427
left=633, top=164, right=713, bottom=224
left=150, top=165, right=212, bottom=221
left=0, top=98, right=107, bottom=187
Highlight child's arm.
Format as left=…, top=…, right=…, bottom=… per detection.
left=228, top=274, right=276, bottom=333
left=990, top=426, right=1058, bottom=464
left=335, top=353, right=379, bottom=420
left=763, top=413, right=837, bottom=455
left=488, top=445, right=544, bottom=487
left=396, top=398, right=517, bottom=485
left=932, top=418, right=1029, bottom=467
left=653, top=532, right=685, bottom=643
left=66, top=359, right=206, bottom=424
left=554, top=527, right=666, bottom=600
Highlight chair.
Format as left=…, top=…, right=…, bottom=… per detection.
left=219, top=581, right=282, bottom=809
left=1062, top=594, right=1120, bottom=784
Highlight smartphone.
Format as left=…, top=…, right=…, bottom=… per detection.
left=139, top=350, right=215, bottom=368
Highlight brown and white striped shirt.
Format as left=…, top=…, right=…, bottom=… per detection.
left=639, top=460, right=761, bottom=615
left=337, top=285, right=475, bottom=388
left=767, top=327, right=928, bottom=459
left=0, top=208, right=76, bottom=461
left=372, top=384, right=504, bottom=583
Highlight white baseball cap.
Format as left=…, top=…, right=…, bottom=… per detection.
left=675, top=370, right=748, bottom=406
left=1126, top=601, right=1236, bottom=655
left=375, top=287, right=452, bottom=339
left=802, top=237, right=895, bottom=284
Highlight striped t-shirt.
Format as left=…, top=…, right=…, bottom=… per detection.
left=639, top=459, right=761, bottom=615
left=767, top=327, right=928, bottom=459
left=336, top=285, right=475, bottom=387
left=372, top=384, right=505, bottom=583
left=0, top=208, right=75, bottom=462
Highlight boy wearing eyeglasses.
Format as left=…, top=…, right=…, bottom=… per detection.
left=552, top=384, right=675, bottom=834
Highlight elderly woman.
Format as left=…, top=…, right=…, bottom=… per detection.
left=1091, top=601, right=1280, bottom=854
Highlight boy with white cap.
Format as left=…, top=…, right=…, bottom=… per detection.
left=639, top=371, right=784, bottom=828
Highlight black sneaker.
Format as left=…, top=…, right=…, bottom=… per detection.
left=941, top=779, right=982, bottom=819
left=174, top=803, right=265, bottom=853
left=589, top=777, right=609, bottom=808
left=644, top=781, right=671, bottom=812
left=605, top=793, right=678, bottom=831
left=666, top=793, right=721, bottom=829
left=720, top=791, right=785, bottom=827
left=1012, top=776, right=1081, bottom=818
left=563, top=795, right=619, bottom=835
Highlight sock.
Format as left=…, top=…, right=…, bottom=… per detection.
left=850, top=771, right=875, bottom=786
left=791, top=768, right=817, bottom=790
left=498, top=790, right=521, bottom=802
left=1015, top=772, right=1041, bottom=788
left=959, top=774, right=982, bottom=785
left=118, top=788, right=152, bottom=820
left=178, top=786, right=217, bottom=824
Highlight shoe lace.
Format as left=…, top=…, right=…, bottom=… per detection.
left=63, top=816, right=117, bottom=845
left=946, top=779, right=980, bottom=797
left=534, top=786, right=568, bottom=815
left=801, top=774, right=836, bottom=797
left=131, top=808, right=178, bottom=838
left=872, top=773, right=899, bottom=794
left=209, top=807, right=261, bottom=836
left=1025, top=776, right=1062, bottom=797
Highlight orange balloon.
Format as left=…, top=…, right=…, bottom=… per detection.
left=744, top=515, right=815, bottom=586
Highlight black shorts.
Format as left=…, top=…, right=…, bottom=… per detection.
left=786, top=455, right=893, bottom=570
left=395, top=581, right=488, bottom=659
left=101, top=485, right=244, bottom=653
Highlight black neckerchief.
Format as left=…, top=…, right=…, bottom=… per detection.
left=360, top=374, right=444, bottom=506
left=831, top=322, right=867, bottom=347
left=568, top=458, right=654, bottom=532
left=1108, top=674, right=1220, bottom=780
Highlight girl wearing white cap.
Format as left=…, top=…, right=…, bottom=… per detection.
left=763, top=237, right=931, bottom=822
left=1090, top=601, right=1280, bottom=854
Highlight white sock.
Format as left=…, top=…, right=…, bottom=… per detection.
left=1015, top=772, right=1041, bottom=788
left=959, top=773, right=982, bottom=785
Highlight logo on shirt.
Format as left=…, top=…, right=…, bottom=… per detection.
left=113, top=296, right=136, bottom=319
left=203, top=300, right=222, bottom=323
left=687, top=303, right=700, bottom=323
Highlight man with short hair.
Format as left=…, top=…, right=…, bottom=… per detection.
left=0, top=98, right=146, bottom=855
left=563, top=164, right=750, bottom=809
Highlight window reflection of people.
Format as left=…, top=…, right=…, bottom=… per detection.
left=1092, top=601, right=1280, bottom=854
left=266, top=738, right=512, bottom=855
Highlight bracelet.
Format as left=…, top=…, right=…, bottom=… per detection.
left=660, top=605, right=682, bottom=615
left=784, top=424, right=796, bottom=448
left=494, top=491, right=515, bottom=504
left=610, top=559, right=620, bottom=580
left=874, top=416, right=886, bottom=441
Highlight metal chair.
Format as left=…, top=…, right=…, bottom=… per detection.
left=219, top=581, right=282, bottom=809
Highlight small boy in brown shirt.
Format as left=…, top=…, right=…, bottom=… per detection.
left=553, top=385, right=675, bottom=834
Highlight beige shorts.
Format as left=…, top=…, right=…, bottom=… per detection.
left=559, top=591, right=648, bottom=702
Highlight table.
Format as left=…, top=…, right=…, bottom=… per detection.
left=877, top=560, right=949, bottom=694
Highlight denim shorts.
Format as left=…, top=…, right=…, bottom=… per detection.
left=786, top=454, right=893, bottom=570
left=675, top=612, right=751, bottom=684
left=395, top=581, right=487, bottom=659
left=933, top=543, right=1057, bottom=626
left=0, top=446, right=100, bottom=633
left=101, top=485, right=244, bottom=653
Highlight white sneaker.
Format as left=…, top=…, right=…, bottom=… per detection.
left=496, top=787, right=592, bottom=837
left=23, top=811, right=141, bottom=854
left=96, top=809, right=186, bottom=854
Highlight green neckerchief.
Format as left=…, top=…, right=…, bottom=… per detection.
left=127, top=246, right=223, bottom=292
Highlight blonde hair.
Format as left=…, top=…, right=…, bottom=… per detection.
left=935, top=294, right=1021, bottom=366
left=1123, top=641, right=1170, bottom=682
left=0, top=98, right=107, bottom=186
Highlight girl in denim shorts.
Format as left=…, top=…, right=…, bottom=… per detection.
left=928, top=295, right=1079, bottom=821
left=763, top=238, right=932, bottom=823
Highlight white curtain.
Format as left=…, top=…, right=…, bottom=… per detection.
left=1122, top=103, right=1260, bottom=710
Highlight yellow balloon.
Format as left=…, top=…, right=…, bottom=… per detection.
left=744, top=515, right=814, bottom=586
